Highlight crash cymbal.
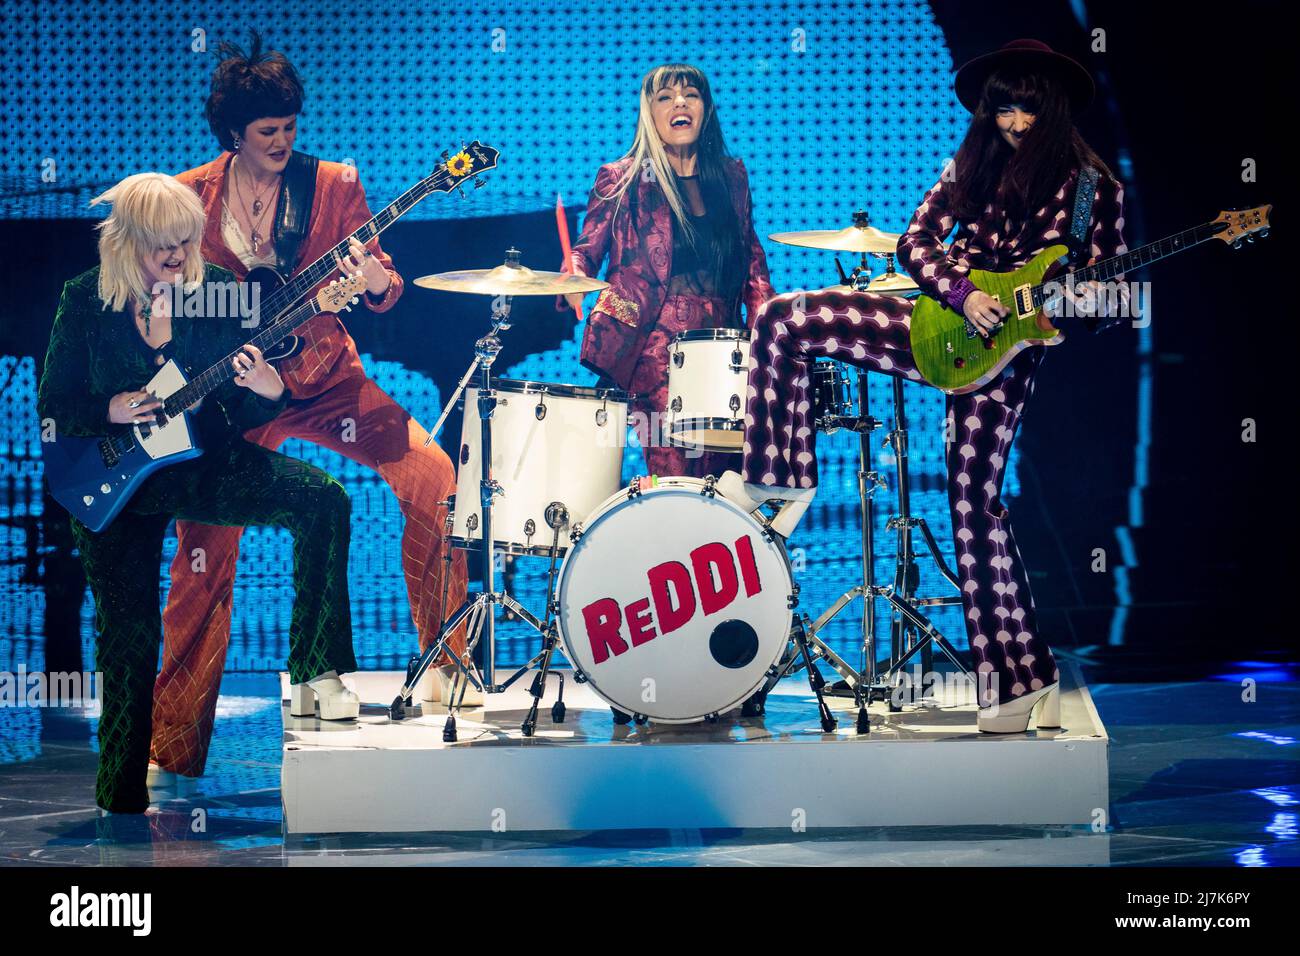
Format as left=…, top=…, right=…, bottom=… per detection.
left=865, top=271, right=919, bottom=295
left=413, top=262, right=609, bottom=296
left=769, top=210, right=901, bottom=254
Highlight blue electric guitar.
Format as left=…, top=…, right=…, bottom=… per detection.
left=44, top=273, right=366, bottom=532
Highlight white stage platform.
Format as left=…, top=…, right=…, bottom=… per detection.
left=279, top=664, right=1108, bottom=835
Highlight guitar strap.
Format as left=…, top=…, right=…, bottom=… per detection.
left=272, top=151, right=319, bottom=277
left=1068, top=165, right=1100, bottom=264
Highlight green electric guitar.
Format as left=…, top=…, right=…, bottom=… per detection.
left=909, top=205, right=1272, bottom=393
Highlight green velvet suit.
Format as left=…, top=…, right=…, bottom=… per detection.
left=38, top=264, right=356, bottom=813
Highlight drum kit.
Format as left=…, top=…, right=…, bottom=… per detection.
left=388, top=211, right=971, bottom=740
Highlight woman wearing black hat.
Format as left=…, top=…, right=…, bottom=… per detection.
left=719, top=40, right=1128, bottom=732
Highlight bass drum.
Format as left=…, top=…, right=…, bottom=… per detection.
left=556, top=477, right=793, bottom=723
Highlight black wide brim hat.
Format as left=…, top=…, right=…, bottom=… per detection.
left=954, top=38, right=1094, bottom=114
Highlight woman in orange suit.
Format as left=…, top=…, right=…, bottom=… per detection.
left=148, top=34, right=468, bottom=783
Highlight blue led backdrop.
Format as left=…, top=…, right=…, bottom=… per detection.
left=1, top=0, right=1009, bottom=675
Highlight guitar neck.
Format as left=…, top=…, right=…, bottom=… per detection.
left=164, top=296, right=321, bottom=414
left=1033, top=220, right=1222, bottom=305
left=259, top=173, right=438, bottom=318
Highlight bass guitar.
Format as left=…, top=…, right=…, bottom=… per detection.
left=253, top=141, right=499, bottom=360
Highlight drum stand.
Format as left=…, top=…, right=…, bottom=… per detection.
left=770, top=372, right=971, bottom=734
left=390, top=252, right=567, bottom=741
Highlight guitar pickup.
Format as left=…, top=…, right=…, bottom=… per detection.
left=98, top=439, right=119, bottom=469
left=1013, top=285, right=1034, bottom=315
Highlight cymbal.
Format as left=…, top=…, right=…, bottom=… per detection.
left=769, top=210, right=902, bottom=254
left=413, top=263, right=610, bottom=296
left=770, top=224, right=902, bottom=254
left=865, top=271, right=919, bottom=295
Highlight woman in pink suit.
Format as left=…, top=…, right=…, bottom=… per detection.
left=562, top=64, right=774, bottom=478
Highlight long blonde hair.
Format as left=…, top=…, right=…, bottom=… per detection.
left=90, top=173, right=206, bottom=312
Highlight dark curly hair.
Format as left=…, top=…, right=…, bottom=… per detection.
left=204, top=31, right=305, bottom=152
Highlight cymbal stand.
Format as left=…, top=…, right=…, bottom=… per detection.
left=772, top=370, right=972, bottom=733
left=877, top=375, right=969, bottom=696
left=390, top=250, right=556, bottom=741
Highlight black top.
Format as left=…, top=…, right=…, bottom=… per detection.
left=669, top=174, right=719, bottom=297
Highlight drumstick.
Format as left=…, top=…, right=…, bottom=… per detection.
left=556, top=193, right=584, bottom=322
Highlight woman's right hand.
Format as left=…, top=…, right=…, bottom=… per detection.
left=108, top=389, right=162, bottom=425
left=963, top=290, right=1009, bottom=337
left=564, top=254, right=587, bottom=312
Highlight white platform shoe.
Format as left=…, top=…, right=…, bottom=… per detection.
left=715, top=471, right=815, bottom=538
left=290, top=670, right=360, bottom=721
left=977, top=682, right=1061, bottom=733
left=146, top=762, right=176, bottom=789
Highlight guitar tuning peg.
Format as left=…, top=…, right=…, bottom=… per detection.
left=441, top=150, right=449, bottom=160
left=474, top=177, right=486, bottom=189
left=458, top=189, right=469, bottom=200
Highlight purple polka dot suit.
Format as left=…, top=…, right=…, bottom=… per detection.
left=741, top=168, right=1127, bottom=704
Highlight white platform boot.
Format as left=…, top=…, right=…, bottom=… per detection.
left=146, top=762, right=176, bottom=789
left=290, top=670, right=360, bottom=721
left=715, top=471, right=816, bottom=538
left=977, top=682, right=1061, bottom=733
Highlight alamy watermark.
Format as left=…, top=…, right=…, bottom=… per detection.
left=150, top=277, right=262, bottom=328
left=0, top=666, right=101, bottom=707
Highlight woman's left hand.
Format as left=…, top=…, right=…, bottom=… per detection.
left=232, top=343, right=285, bottom=401
left=337, top=236, right=391, bottom=296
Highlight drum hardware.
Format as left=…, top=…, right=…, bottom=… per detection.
left=518, top=501, right=571, bottom=737
left=391, top=249, right=611, bottom=739
left=794, top=371, right=971, bottom=732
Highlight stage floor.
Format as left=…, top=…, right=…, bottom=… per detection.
left=0, top=673, right=1295, bottom=867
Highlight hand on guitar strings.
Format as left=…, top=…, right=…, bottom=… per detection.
left=108, top=389, right=162, bottom=426
left=232, top=343, right=286, bottom=402
left=962, top=290, right=1009, bottom=337
left=335, top=236, right=391, bottom=296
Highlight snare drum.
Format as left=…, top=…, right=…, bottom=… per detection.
left=451, top=380, right=630, bottom=557
left=665, top=328, right=751, bottom=453
left=556, top=476, right=793, bottom=722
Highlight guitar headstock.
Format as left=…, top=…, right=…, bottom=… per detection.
left=315, top=271, right=366, bottom=313
left=1212, top=205, right=1272, bottom=248
left=429, top=140, right=500, bottom=195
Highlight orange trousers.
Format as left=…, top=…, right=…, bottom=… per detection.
left=150, top=372, right=468, bottom=776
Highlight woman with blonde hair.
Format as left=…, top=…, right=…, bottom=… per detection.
left=563, top=63, right=774, bottom=477
left=38, top=172, right=359, bottom=814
